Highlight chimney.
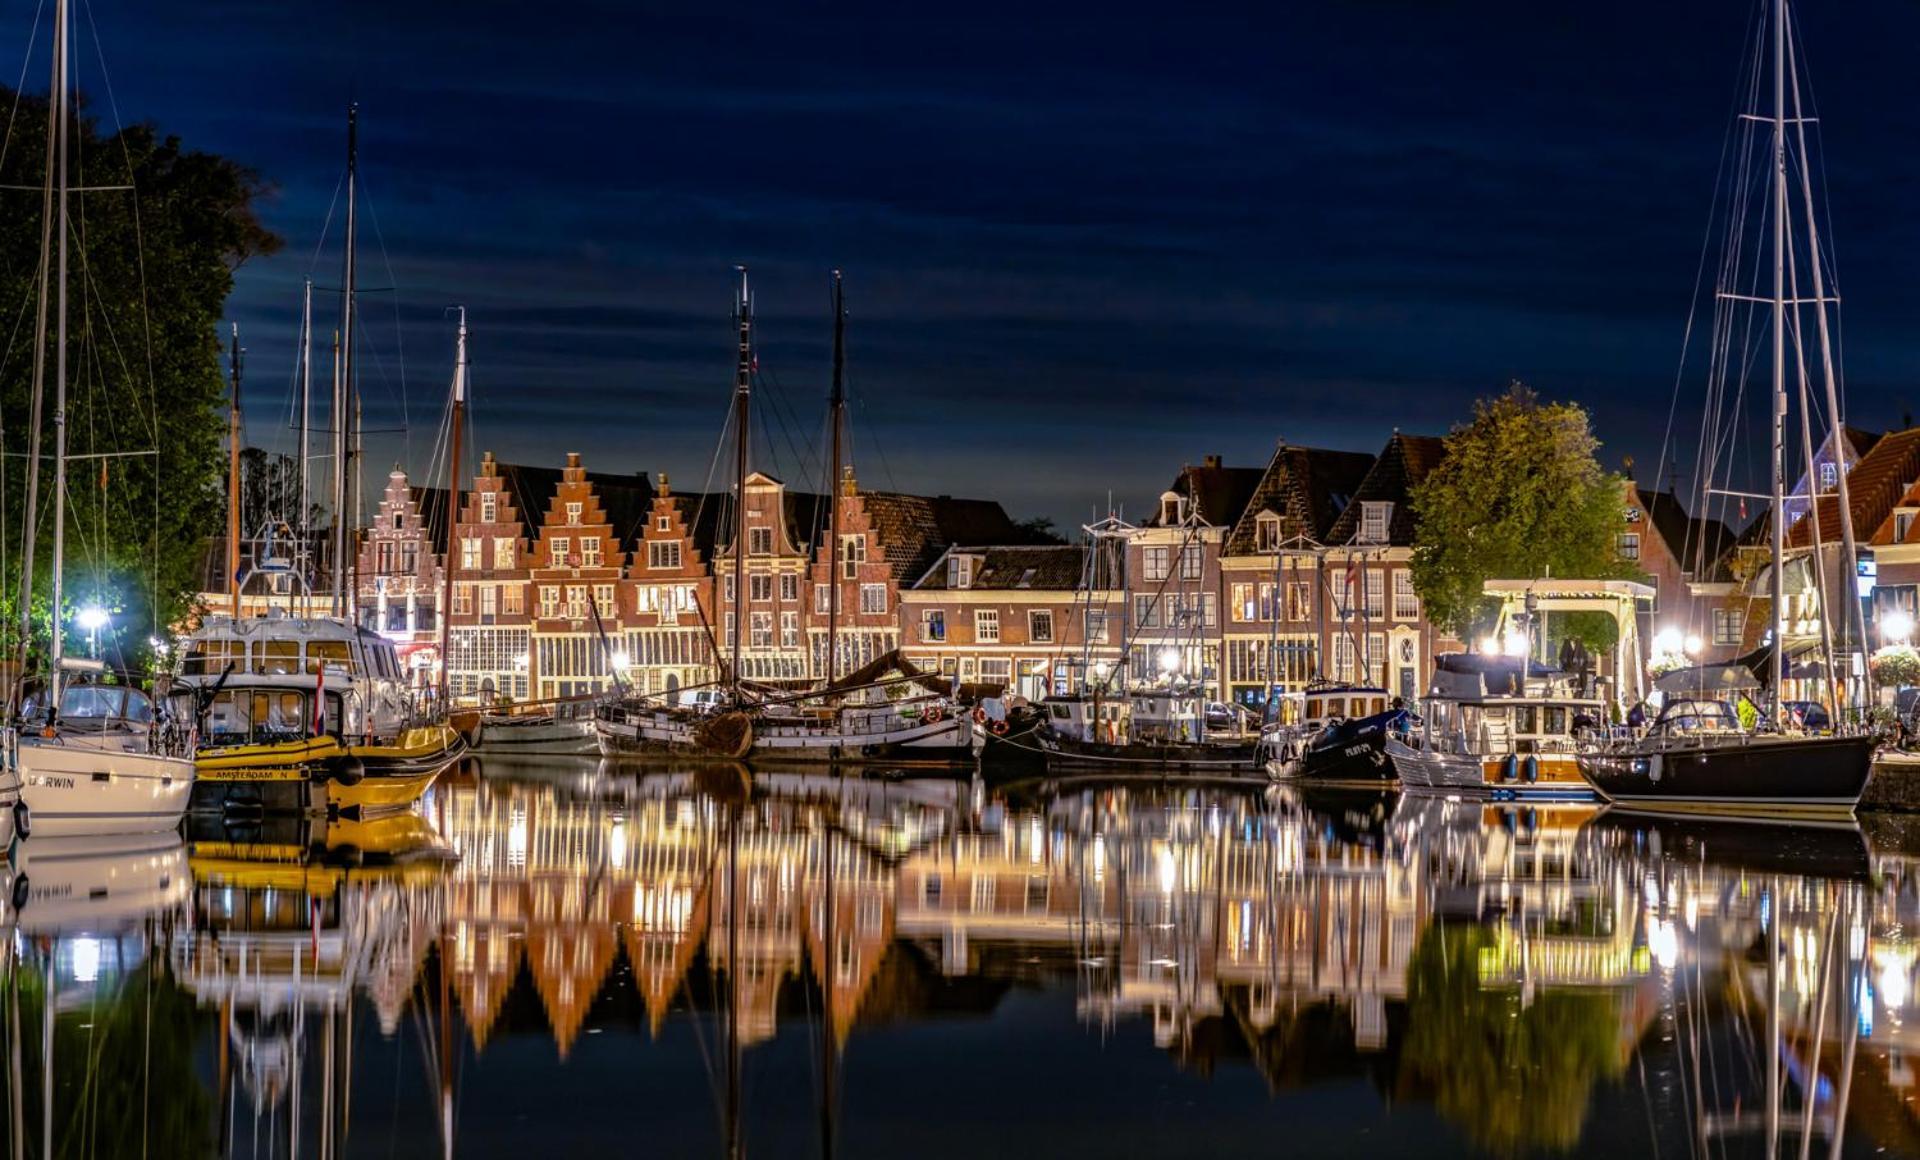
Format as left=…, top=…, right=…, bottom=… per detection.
left=481, top=450, right=497, bottom=477
left=841, top=464, right=857, bottom=497
left=658, top=471, right=671, bottom=497
left=1203, top=454, right=1222, bottom=470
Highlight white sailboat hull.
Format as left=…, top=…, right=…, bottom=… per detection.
left=595, top=709, right=980, bottom=764
left=17, top=739, right=195, bottom=836
left=472, top=715, right=598, bottom=755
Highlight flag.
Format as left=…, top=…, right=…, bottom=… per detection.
left=312, top=664, right=325, bottom=736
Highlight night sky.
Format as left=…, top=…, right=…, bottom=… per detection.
left=19, top=0, right=1920, bottom=525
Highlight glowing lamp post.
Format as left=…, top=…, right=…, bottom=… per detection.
left=75, top=605, right=108, bottom=658
left=1882, top=610, right=1915, bottom=647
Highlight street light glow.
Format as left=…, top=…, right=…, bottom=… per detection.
left=75, top=605, right=108, bottom=632
left=1684, top=634, right=1702, bottom=656
left=1883, top=610, right=1915, bottom=645
left=1652, top=627, right=1684, bottom=656
left=1158, top=648, right=1181, bottom=673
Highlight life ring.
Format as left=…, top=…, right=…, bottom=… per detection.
left=972, top=707, right=987, bottom=725
left=990, top=719, right=1009, bottom=736
left=922, top=706, right=945, bottom=724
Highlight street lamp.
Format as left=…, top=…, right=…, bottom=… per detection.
left=1652, top=627, right=1685, bottom=657
left=75, top=605, right=108, bottom=658
left=1158, top=648, right=1181, bottom=675
left=1883, top=610, right=1915, bottom=646
left=1684, top=634, right=1702, bottom=656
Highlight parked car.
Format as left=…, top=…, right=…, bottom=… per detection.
left=1204, top=702, right=1239, bottom=732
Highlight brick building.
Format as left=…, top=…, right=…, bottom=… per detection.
left=900, top=542, right=1124, bottom=699
left=445, top=451, right=535, bottom=702
left=621, top=472, right=718, bottom=698
left=1215, top=442, right=1376, bottom=706
left=526, top=453, right=636, bottom=700
left=355, top=467, right=442, bottom=686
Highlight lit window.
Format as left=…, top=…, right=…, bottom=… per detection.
left=460, top=538, right=482, bottom=571
left=1393, top=572, right=1420, bottom=620
left=551, top=536, right=571, bottom=566
left=921, top=609, right=946, bottom=642
left=1359, top=502, right=1393, bottom=544
left=976, top=609, right=1001, bottom=643
left=580, top=539, right=602, bottom=567
left=566, top=501, right=582, bottom=525
left=841, top=534, right=867, bottom=579
left=1143, top=547, right=1169, bottom=582
left=1029, top=610, right=1054, bottom=642
left=1255, top=513, right=1281, bottom=552
left=480, top=494, right=497, bottom=523
left=493, top=538, right=515, bottom=569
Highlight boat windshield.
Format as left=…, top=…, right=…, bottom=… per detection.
left=58, top=684, right=153, bottom=722
left=1652, top=698, right=1744, bottom=735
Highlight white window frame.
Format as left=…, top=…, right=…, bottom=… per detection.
left=1029, top=609, right=1054, bottom=643
left=976, top=608, right=1001, bottom=643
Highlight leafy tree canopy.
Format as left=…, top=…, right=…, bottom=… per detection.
left=0, top=90, right=279, bottom=675
left=1410, top=383, right=1633, bottom=641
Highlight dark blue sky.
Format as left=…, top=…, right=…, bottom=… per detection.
left=26, top=0, right=1920, bottom=523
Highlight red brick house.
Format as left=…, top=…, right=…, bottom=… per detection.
left=355, top=467, right=442, bottom=687
left=621, top=472, right=718, bottom=698
left=527, top=453, right=632, bottom=699
left=445, top=451, right=535, bottom=703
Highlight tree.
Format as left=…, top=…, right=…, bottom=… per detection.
left=1410, top=384, right=1632, bottom=642
left=0, top=91, right=278, bottom=670
left=1402, top=923, right=1625, bottom=1153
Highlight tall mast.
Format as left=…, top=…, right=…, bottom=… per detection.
left=298, top=278, right=313, bottom=544
left=226, top=324, right=243, bottom=616
left=1786, top=30, right=1865, bottom=715
left=11, top=0, right=60, bottom=717
left=438, top=309, right=467, bottom=708
left=46, top=0, right=71, bottom=694
left=332, top=103, right=358, bottom=618
left=1768, top=0, right=1787, bottom=723
left=730, top=269, right=751, bottom=704
left=826, top=271, right=845, bottom=685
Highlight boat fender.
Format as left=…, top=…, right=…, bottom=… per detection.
left=9, top=873, right=25, bottom=912
left=329, top=754, right=367, bottom=786
left=1523, top=755, right=1539, bottom=783
left=1501, top=754, right=1518, bottom=782
left=11, top=800, right=28, bottom=842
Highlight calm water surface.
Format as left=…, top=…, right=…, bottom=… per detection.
left=6, top=758, right=1920, bottom=1158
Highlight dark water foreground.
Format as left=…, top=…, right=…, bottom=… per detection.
left=2, top=759, right=1918, bottom=1159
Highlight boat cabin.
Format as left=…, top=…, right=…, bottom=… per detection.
left=170, top=613, right=415, bottom=745
left=1415, top=653, right=1604, bottom=761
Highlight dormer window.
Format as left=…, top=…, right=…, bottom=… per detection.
left=1897, top=511, right=1916, bottom=542
left=1160, top=492, right=1183, bottom=525
left=1820, top=461, right=1839, bottom=492
left=1358, top=502, right=1392, bottom=544
left=1255, top=512, right=1282, bottom=552
left=948, top=554, right=976, bottom=590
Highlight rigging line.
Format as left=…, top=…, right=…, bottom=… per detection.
left=1657, top=0, right=1769, bottom=509
left=356, top=174, right=411, bottom=467
left=0, top=0, right=48, bottom=180
left=850, top=385, right=904, bottom=498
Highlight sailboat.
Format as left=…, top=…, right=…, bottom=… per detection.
left=8, top=0, right=195, bottom=836
left=1575, top=0, right=1877, bottom=816
left=594, top=271, right=978, bottom=764
left=168, top=106, right=465, bottom=816
left=1032, top=515, right=1262, bottom=772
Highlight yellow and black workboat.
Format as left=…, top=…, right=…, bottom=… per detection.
left=169, top=613, right=466, bottom=816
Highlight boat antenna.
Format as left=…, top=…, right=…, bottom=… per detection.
left=332, top=103, right=358, bottom=618
left=298, top=278, right=313, bottom=565
left=730, top=268, right=751, bottom=706
left=227, top=323, right=244, bottom=616
left=1766, top=0, right=1787, bottom=724
left=437, top=307, right=467, bottom=708
left=10, top=0, right=59, bottom=722
left=826, top=270, right=846, bottom=685
left=46, top=0, right=72, bottom=708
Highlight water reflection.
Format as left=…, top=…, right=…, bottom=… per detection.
left=0, top=764, right=1918, bottom=1155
